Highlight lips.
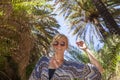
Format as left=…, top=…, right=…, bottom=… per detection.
left=56, top=48, right=62, bottom=50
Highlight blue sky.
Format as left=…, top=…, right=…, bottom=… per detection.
left=55, top=14, right=104, bottom=51
left=55, top=15, right=77, bottom=47
left=52, top=1, right=107, bottom=50
left=52, top=0, right=78, bottom=47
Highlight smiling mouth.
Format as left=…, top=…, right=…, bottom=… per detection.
left=58, top=49, right=62, bottom=50
left=56, top=48, right=62, bottom=50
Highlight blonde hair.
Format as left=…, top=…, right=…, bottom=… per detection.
left=51, top=33, right=68, bottom=49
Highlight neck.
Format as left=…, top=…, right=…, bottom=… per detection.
left=54, top=52, right=64, bottom=61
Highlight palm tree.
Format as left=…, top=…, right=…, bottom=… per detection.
left=54, top=0, right=120, bottom=36
left=54, top=0, right=105, bottom=51
left=0, top=0, right=60, bottom=80
left=53, top=0, right=120, bottom=80
left=91, top=0, right=120, bottom=35
left=98, top=35, right=120, bottom=80
left=53, top=0, right=120, bottom=51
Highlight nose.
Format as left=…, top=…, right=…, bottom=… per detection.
left=57, top=44, right=61, bottom=47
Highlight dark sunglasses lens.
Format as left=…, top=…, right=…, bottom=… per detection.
left=53, top=41, right=58, bottom=46
left=60, top=42, right=65, bottom=46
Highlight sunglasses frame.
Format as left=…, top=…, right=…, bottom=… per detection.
left=52, top=41, right=66, bottom=47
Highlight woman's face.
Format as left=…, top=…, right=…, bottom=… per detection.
left=52, top=37, right=68, bottom=54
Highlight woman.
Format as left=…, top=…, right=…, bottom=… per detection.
left=29, top=34, right=103, bottom=80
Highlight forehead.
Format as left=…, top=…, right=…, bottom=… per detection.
left=56, top=37, right=67, bottom=42
left=53, top=34, right=68, bottom=43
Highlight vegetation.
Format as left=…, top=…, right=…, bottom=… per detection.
left=53, top=0, right=120, bottom=80
left=99, top=35, right=120, bottom=80
left=0, top=0, right=59, bottom=80
left=0, top=0, right=120, bottom=80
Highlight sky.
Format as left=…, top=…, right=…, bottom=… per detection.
left=52, top=0, right=106, bottom=51
left=55, top=15, right=81, bottom=61
left=55, top=14, right=105, bottom=51
left=55, top=15, right=77, bottom=47
left=51, top=0, right=78, bottom=47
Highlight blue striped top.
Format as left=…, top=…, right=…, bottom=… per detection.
left=29, top=56, right=102, bottom=80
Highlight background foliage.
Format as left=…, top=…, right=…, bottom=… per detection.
left=0, top=0, right=120, bottom=80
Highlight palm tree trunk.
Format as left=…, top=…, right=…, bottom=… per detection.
left=91, top=0, right=120, bottom=35
left=16, top=27, right=33, bottom=80
left=93, top=18, right=107, bottom=37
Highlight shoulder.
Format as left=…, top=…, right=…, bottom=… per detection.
left=33, top=56, right=50, bottom=71
left=39, top=56, right=49, bottom=61
left=36, top=56, right=49, bottom=64
left=29, top=56, right=49, bottom=79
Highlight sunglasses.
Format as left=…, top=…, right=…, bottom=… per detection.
left=52, top=41, right=65, bottom=46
